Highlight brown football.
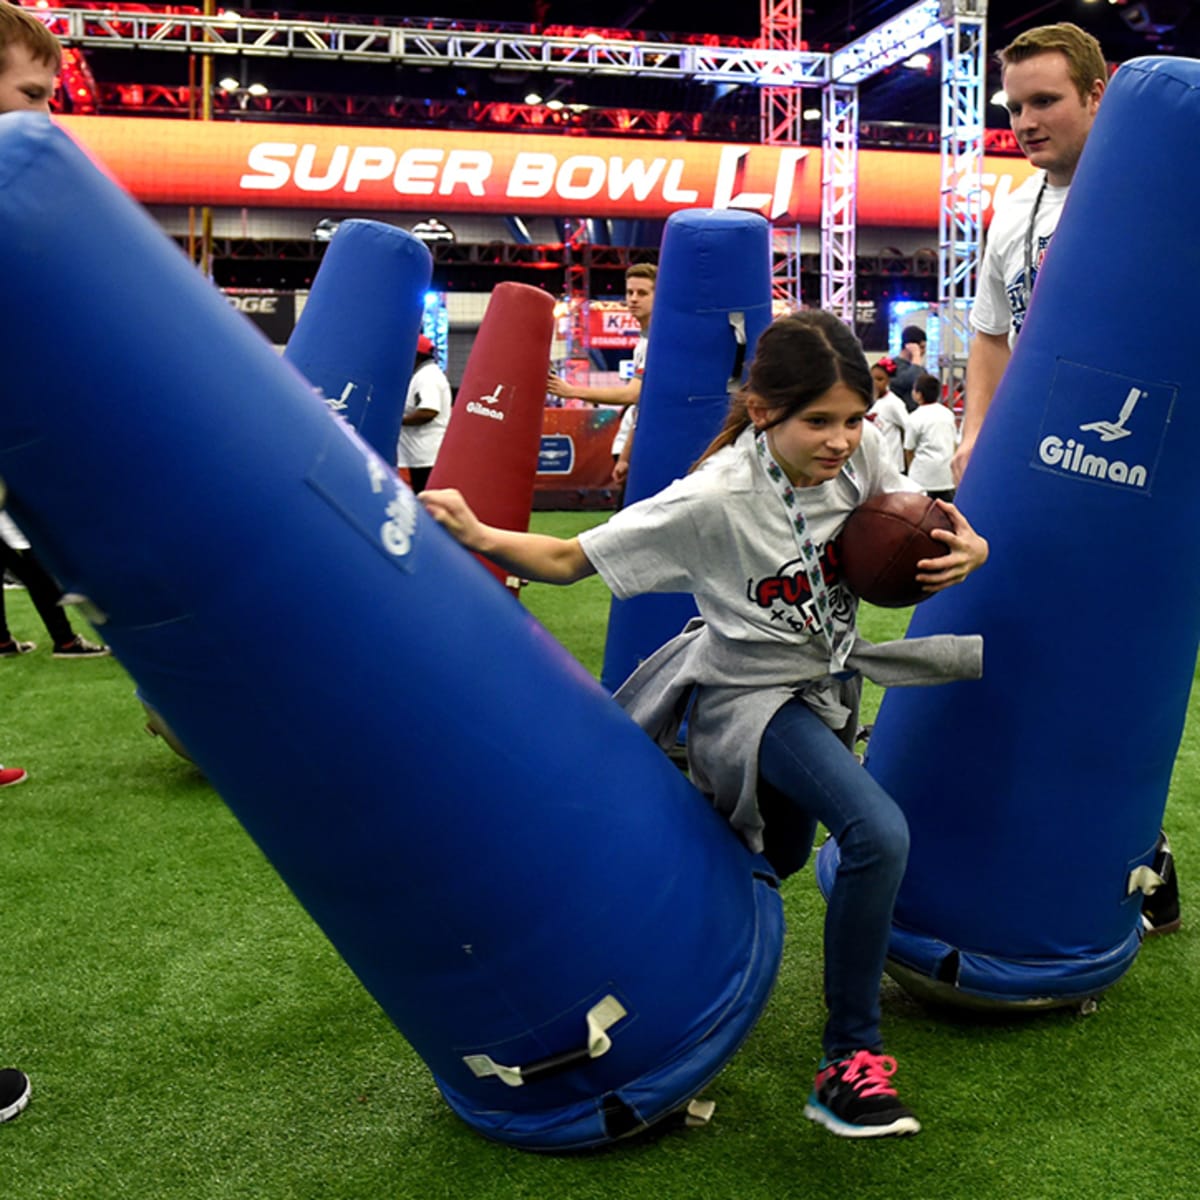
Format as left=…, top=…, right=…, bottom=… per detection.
left=838, top=491, right=955, bottom=608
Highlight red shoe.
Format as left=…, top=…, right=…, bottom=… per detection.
left=0, top=766, right=28, bottom=788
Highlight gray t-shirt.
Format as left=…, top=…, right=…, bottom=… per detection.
left=580, top=421, right=916, bottom=657
left=578, top=422, right=975, bottom=851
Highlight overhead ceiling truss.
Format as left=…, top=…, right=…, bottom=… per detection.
left=45, top=8, right=829, bottom=85
left=45, top=3, right=988, bottom=372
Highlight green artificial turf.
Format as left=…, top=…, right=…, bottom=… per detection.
left=2, top=524, right=1198, bottom=1198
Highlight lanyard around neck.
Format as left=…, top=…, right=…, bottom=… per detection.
left=754, top=429, right=853, bottom=670
left=1022, top=175, right=1050, bottom=317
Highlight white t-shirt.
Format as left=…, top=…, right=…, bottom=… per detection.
left=397, top=360, right=452, bottom=469
left=579, top=422, right=917, bottom=652
left=610, top=334, right=647, bottom=456
left=867, top=390, right=908, bottom=473
left=972, top=170, right=1069, bottom=344
left=904, top=403, right=958, bottom=493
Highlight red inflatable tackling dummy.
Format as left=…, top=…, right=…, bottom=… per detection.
left=427, top=282, right=555, bottom=592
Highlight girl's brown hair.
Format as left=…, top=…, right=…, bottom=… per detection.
left=694, top=309, right=872, bottom=469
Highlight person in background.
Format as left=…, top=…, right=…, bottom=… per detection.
left=0, top=0, right=70, bottom=1128
left=889, top=325, right=926, bottom=412
left=423, top=310, right=989, bottom=1139
left=0, top=0, right=54, bottom=112
left=0, top=4, right=107, bottom=662
left=609, top=400, right=635, bottom=507
left=548, top=264, right=656, bottom=490
left=397, top=334, right=451, bottom=495
left=953, top=22, right=1104, bottom=482
left=904, top=373, right=957, bottom=503
left=866, top=357, right=907, bottom=474
left=951, top=21, right=1178, bottom=935
left=1, top=518, right=110, bottom=659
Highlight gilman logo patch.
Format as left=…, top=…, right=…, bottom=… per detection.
left=1032, top=361, right=1175, bottom=495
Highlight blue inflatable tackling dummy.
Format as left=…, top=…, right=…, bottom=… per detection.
left=0, top=114, right=783, bottom=1150
left=600, top=209, right=774, bottom=692
left=819, top=57, right=1200, bottom=1006
left=284, top=218, right=432, bottom=463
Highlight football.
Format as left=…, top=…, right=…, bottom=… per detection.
left=838, top=491, right=955, bottom=608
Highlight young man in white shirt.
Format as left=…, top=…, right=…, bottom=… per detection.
left=547, top=263, right=656, bottom=488
left=953, top=22, right=1106, bottom=483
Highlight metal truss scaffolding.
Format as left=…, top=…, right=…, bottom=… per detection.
left=561, top=218, right=591, bottom=371
left=45, top=8, right=828, bottom=86
left=759, top=0, right=803, bottom=305
left=819, top=84, right=859, bottom=323
left=937, top=1, right=988, bottom=387
left=818, top=0, right=946, bottom=323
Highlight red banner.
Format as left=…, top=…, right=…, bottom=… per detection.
left=588, top=304, right=641, bottom=349
left=56, top=116, right=1036, bottom=227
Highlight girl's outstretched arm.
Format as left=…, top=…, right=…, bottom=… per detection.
left=419, top=488, right=597, bottom=586
left=914, top=500, right=989, bottom=594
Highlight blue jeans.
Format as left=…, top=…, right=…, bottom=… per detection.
left=758, top=697, right=910, bottom=1060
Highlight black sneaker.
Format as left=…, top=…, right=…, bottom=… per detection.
left=1142, top=830, right=1181, bottom=937
left=0, top=1068, right=31, bottom=1123
left=52, top=636, right=109, bottom=659
left=0, top=639, right=36, bottom=657
left=804, top=1050, right=921, bottom=1138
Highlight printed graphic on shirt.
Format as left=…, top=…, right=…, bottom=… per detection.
left=1006, top=231, right=1051, bottom=337
left=1032, top=360, right=1175, bottom=494
left=746, top=544, right=854, bottom=637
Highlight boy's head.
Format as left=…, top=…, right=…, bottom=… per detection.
left=913, top=372, right=941, bottom=406
left=0, top=2, right=60, bottom=114
left=999, top=22, right=1107, bottom=107
left=998, top=23, right=1106, bottom=186
left=624, top=263, right=657, bottom=327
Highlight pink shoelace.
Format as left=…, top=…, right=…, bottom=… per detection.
left=838, top=1050, right=901, bottom=1097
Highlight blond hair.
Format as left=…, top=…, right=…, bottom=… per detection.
left=0, top=2, right=62, bottom=71
left=999, top=22, right=1107, bottom=103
